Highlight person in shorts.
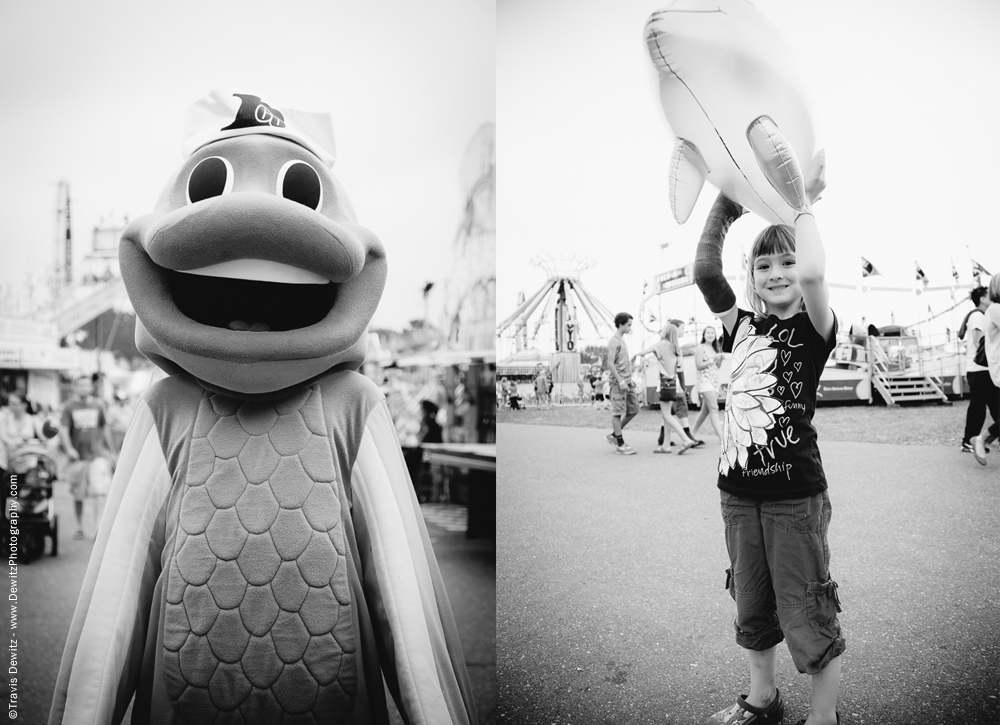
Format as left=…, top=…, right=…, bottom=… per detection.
left=637, top=321, right=698, bottom=454
left=60, top=376, right=117, bottom=539
left=606, top=313, right=640, bottom=455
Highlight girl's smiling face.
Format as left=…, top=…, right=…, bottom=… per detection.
left=703, top=326, right=717, bottom=344
left=753, top=251, right=801, bottom=314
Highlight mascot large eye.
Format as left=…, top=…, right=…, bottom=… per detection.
left=186, top=156, right=233, bottom=204
left=277, top=160, right=323, bottom=210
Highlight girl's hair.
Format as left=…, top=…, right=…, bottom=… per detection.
left=659, top=322, right=680, bottom=356
left=744, top=224, right=806, bottom=316
left=990, top=272, right=1000, bottom=304
left=701, top=326, right=722, bottom=353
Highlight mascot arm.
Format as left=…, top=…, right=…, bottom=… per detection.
left=351, top=400, right=477, bottom=725
left=48, top=400, right=173, bottom=725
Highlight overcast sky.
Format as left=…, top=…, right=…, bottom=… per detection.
left=498, top=0, right=999, bottom=352
left=0, top=0, right=494, bottom=332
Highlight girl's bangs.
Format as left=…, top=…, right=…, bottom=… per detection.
left=752, top=225, right=796, bottom=260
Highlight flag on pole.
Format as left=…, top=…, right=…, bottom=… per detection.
left=861, top=256, right=880, bottom=277
left=951, top=260, right=960, bottom=284
left=915, top=261, right=927, bottom=284
left=972, top=259, right=991, bottom=282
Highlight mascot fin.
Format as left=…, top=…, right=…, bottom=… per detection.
left=669, top=138, right=710, bottom=225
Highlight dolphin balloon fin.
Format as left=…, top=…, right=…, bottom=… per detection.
left=669, top=138, right=710, bottom=224
left=746, top=115, right=809, bottom=214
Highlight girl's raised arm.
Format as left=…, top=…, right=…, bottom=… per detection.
left=794, top=210, right=835, bottom=342
left=748, top=116, right=834, bottom=342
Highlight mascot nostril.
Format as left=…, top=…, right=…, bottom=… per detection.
left=50, top=89, right=479, bottom=725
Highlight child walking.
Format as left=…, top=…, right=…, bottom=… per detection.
left=693, top=128, right=843, bottom=725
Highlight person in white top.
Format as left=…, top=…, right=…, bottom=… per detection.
left=690, top=326, right=726, bottom=442
left=971, top=273, right=1000, bottom=465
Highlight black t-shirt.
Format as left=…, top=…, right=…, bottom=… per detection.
left=717, top=308, right=837, bottom=500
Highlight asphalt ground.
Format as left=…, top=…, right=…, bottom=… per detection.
left=12, top=476, right=495, bottom=725
left=497, top=423, right=1000, bottom=725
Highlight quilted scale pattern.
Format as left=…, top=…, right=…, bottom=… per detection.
left=163, top=386, right=358, bottom=723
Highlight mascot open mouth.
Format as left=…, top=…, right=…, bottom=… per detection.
left=168, top=271, right=337, bottom=332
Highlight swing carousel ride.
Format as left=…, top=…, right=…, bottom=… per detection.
left=496, top=256, right=615, bottom=396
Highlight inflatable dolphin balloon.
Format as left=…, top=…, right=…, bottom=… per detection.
left=645, top=0, right=818, bottom=225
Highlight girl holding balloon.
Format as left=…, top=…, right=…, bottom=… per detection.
left=693, top=124, right=843, bottom=725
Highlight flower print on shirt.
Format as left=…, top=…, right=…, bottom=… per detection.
left=720, top=316, right=785, bottom=474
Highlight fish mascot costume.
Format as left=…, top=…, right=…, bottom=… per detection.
left=49, top=90, right=478, bottom=725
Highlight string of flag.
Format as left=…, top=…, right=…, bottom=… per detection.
left=859, top=257, right=991, bottom=285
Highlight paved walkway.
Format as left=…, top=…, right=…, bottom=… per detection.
left=16, top=483, right=494, bottom=725
left=497, top=423, right=999, bottom=725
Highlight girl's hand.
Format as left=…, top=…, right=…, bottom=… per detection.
left=806, top=149, right=826, bottom=204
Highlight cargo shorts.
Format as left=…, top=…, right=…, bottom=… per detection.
left=720, top=490, right=846, bottom=675
left=610, top=382, right=639, bottom=417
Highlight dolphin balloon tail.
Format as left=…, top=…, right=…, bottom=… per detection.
left=668, top=138, right=710, bottom=224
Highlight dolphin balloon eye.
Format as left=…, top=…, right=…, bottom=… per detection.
left=277, top=160, right=323, bottom=211
left=186, top=156, right=234, bottom=205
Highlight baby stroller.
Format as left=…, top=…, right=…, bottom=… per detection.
left=6, top=441, right=59, bottom=563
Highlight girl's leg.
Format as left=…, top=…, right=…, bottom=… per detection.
left=692, top=402, right=709, bottom=437
left=704, top=390, right=724, bottom=438
left=659, top=411, right=672, bottom=447
left=663, top=411, right=692, bottom=443
left=804, top=655, right=841, bottom=725
left=746, top=645, right=779, bottom=708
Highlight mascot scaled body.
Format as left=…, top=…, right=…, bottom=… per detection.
left=49, top=90, right=477, bottom=725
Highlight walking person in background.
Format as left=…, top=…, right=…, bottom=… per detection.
left=960, top=286, right=998, bottom=456
left=691, top=326, right=726, bottom=442
left=606, top=313, right=639, bottom=455
left=534, top=367, right=551, bottom=409
left=667, top=319, right=704, bottom=448
left=971, top=273, right=1000, bottom=465
left=60, top=375, right=118, bottom=540
left=638, top=321, right=698, bottom=455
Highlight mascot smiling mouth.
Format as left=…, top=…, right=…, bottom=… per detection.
left=119, top=132, right=387, bottom=398
left=168, top=270, right=337, bottom=332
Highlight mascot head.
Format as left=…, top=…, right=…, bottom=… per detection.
left=120, top=90, right=386, bottom=398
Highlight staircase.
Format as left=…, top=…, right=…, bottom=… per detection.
left=868, top=338, right=949, bottom=405
left=871, top=372, right=948, bottom=404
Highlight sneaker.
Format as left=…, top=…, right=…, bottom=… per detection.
left=960, top=441, right=973, bottom=453
left=606, top=433, right=617, bottom=447
left=616, top=443, right=637, bottom=455
left=706, top=690, right=784, bottom=725
left=653, top=446, right=671, bottom=454
left=972, top=435, right=987, bottom=466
